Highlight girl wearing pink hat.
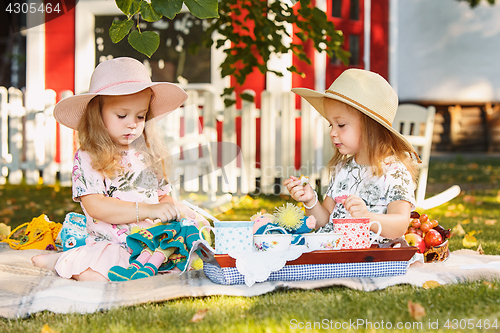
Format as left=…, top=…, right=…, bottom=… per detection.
left=32, top=57, right=205, bottom=281
left=284, top=69, right=420, bottom=244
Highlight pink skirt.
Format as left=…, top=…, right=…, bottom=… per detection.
left=54, top=240, right=130, bottom=280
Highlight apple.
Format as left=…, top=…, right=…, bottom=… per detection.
left=405, top=233, right=426, bottom=253
left=424, top=229, right=443, bottom=248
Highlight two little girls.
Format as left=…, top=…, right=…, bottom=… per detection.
left=34, top=56, right=417, bottom=281
left=33, top=57, right=204, bottom=281
left=285, top=69, right=420, bottom=243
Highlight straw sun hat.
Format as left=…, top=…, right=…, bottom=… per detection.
left=54, top=57, right=188, bottom=130
left=292, top=69, right=420, bottom=162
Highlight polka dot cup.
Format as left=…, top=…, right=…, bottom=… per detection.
left=331, top=218, right=382, bottom=249
left=199, top=221, right=255, bottom=254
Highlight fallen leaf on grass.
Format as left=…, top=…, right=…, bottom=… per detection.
left=0, top=223, right=11, bottom=240
left=190, top=309, right=209, bottom=323
left=463, top=234, right=478, bottom=248
left=408, top=300, right=426, bottom=320
left=485, top=219, right=497, bottom=226
left=445, top=210, right=458, bottom=217
left=452, top=224, right=466, bottom=236
left=463, top=195, right=476, bottom=204
left=41, top=324, right=59, bottom=333
left=422, top=280, right=441, bottom=289
left=483, top=281, right=497, bottom=289
left=477, top=244, right=485, bottom=255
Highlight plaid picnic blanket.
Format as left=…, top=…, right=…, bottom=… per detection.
left=1, top=242, right=500, bottom=319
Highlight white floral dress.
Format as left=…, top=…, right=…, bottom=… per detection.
left=54, top=149, right=171, bottom=279
left=318, top=157, right=415, bottom=242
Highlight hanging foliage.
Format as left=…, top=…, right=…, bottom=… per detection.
left=109, top=0, right=349, bottom=105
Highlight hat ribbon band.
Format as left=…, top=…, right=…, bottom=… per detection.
left=324, top=89, right=392, bottom=127
left=93, top=79, right=148, bottom=94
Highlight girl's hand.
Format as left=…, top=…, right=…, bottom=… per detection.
left=147, top=202, right=181, bottom=222
left=283, top=176, right=315, bottom=206
left=343, top=195, right=369, bottom=218
left=174, top=200, right=210, bottom=227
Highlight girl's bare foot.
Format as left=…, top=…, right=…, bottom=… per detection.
left=31, top=252, right=63, bottom=270
left=72, top=268, right=108, bottom=282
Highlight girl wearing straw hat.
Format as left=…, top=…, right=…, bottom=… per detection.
left=284, top=69, right=420, bottom=242
left=32, top=57, right=206, bottom=281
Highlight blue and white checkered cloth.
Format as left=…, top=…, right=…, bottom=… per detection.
left=204, top=261, right=409, bottom=285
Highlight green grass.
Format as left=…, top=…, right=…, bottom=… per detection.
left=1, top=156, right=500, bottom=332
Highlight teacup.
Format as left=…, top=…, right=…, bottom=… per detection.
left=254, top=233, right=292, bottom=252
left=331, top=218, right=382, bottom=249
left=253, top=227, right=294, bottom=252
left=199, top=221, right=254, bottom=254
left=304, top=233, right=343, bottom=251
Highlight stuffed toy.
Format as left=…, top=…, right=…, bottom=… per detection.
left=251, top=203, right=317, bottom=245
left=58, top=212, right=88, bottom=251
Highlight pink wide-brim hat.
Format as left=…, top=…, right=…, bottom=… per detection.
left=54, top=57, right=188, bottom=130
left=292, top=69, right=420, bottom=161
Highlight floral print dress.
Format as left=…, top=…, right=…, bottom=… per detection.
left=54, top=149, right=171, bottom=279
left=318, top=157, right=415, bottom=242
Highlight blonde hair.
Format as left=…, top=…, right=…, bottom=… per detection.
left=326, top=102, right=418, bottom=182
left=77, top=93, right=172, bottom=180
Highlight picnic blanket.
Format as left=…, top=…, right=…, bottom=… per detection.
left=2, top=242, right=500, bottom=319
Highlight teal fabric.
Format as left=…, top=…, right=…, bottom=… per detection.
left=131, top=263, right=158, bottom=280
left=126, top=221, right=200, bottom=272
left=108, top=260, right=144, bottom=281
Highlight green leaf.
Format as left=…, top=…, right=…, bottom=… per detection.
left=128, top=0, right=141, bottom=15
left=109, top=19, right=134, bottom=43
left=223, top=98, right=236, bottom=108
left=240, top=93, right=254, bottom=103
left=221, top=66, right=236, bottom=78
left=184, top=0, right=219, bottom=19
left=128, top=30, right=160, bottom=57
left=140, top=1, right=163, bottom=22
left=151, top=0, right=183, bottom=20
left=115, top=0, right=133, bottom=15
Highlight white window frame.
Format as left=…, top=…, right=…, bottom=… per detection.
left=75, top=0, right=228, bottom=110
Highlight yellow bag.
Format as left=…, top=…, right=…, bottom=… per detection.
left=1, top=214, right=62, bottom=250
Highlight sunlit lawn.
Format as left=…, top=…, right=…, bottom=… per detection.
left=1, top=155, right=500, bottom=332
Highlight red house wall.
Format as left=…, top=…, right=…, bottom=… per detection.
left=45, top=0, right=76, bottom=162
left=370, top=0, right=389, bottom=80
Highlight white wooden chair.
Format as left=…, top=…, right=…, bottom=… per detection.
left=393, top=104, right=461, bottom=210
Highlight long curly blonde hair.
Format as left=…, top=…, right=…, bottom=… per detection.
left=77, top=93, right=172, bottom=180
left=327, top=103, right=418, bottom=182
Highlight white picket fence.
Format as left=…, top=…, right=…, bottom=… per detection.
left=0, top=86, right=333, bottom=198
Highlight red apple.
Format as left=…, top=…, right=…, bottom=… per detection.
left=405, top=233, right=426, bottom=253
left=424, top=229, right=443, bottom=248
